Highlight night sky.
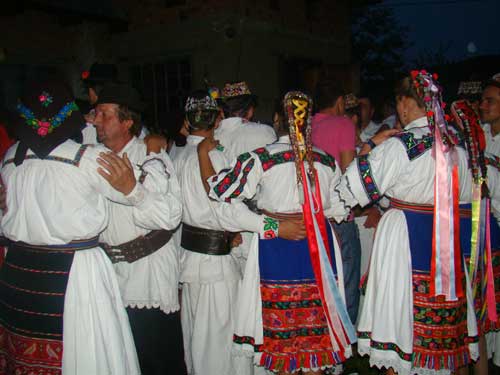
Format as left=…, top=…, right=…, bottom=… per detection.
left=385, top=0, right=500, bottom=61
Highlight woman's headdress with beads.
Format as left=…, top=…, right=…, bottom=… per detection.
left=410, top=70, right=458, bottom=147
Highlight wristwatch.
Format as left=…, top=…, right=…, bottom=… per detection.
left=366, top=138, right=376, bottom=149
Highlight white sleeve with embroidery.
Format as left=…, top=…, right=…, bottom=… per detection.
left=130, top=152, right=183, bottom=231
left=335, top=138, right=407, bottom=211
left=208, top=151, right=263, bottom=203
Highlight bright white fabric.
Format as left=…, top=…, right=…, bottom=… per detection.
left=381, top=114, right=397, bottom=129
left=101, top=137, right=183, bottom=314
left=82, top=122, right=97, bottom=144
left=0, top=140, right=141, bottom=374
left=483, top=123, right=500, bottom=157
left=214, top=117, right=276, bottom=161
left=172, top=135, right=267, bottom=375
left=335, top=117, right=478, bottom=374
left=360, top=120, right=381, bottom=143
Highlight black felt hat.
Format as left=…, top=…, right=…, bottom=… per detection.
left=96, top=83, right=146, bottom=113
left=14, top=79, right=85, bottom=164
left=81, top=63, right=118, bottom=86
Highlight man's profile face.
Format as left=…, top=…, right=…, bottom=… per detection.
left=94, top=103, right=130, bottom=146
left=359, top=98, right=374, bottom=125
left=480, top=85, right=500, bottom=124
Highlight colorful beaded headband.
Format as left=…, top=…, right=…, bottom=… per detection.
left=184, top=95, right=218, bottom=113
left=221, top=81, right=252, bottom=98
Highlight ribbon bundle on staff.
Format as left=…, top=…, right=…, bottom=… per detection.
left=451, top=99, right=497, bottom=322
left=283, top=91, right=356, bottom=354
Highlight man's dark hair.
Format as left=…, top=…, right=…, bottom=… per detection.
left=345, top=105, right=361, bottom=120
left=117, top=105, right=143, bottom=136
left=314, top=81, right=345, bottom=111
left=358, top=93, right=375, bottom=107
left=221, top=95, right=256, bottom=118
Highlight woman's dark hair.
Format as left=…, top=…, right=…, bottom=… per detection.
left=394, top=76, right=425, bottom=108
left=221, top=95, right=256, bottom=118
left=314, top=80, right=344, bottom=111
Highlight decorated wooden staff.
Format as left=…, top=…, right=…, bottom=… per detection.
left=452, top=99, right=497, bottom=324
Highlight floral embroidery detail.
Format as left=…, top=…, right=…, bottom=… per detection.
left=81, top=70, right=90, bottom=80
left=259, top=282, right=344, bottom=372
left=253, top=147, right=336, bottom=173
left=233, top=335, right=262, bottom=352
left=357, top=154, right=381, bottom=203
left=394, top=132, right=434, bottom=161
left=357, top=332, right=413, bottom=362
left=17, top=101, right=79, bottom=137
left=485, top=155, right=500, bottom=172
left=38, top=91, right=53, bottom=108
left=262, top=216, right=279, bottom=239
left=213, top=152, right=253, bottom=198
left=412, top=273, right=476, bottom=370
left=225, top=159, right=255, bottom=202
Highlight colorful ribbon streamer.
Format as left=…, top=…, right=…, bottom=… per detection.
left=300, top=163, right=356, bottom=353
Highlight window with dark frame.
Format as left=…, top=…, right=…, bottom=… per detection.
left=130, top=58, right=191, bottom=134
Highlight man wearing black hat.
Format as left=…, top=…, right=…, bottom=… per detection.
left=80, top=63, right=119, bottom=144
left=94, top=83, right=186, bottom=375
left=0, top=79, right=142, bottom=374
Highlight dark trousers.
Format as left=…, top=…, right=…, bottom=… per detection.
left=126, top=307, right=187, bottom=375
left=333, top=220, right=362, bottom=324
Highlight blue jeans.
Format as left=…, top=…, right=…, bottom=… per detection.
left=333, top=220, right=361, bottom=324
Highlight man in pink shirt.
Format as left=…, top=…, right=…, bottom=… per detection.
left=312, top=82, right=356, bottom=171
left=312, top=81, right=361, bottom=324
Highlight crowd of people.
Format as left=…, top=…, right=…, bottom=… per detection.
left=0, top=65, right=498, bottom=375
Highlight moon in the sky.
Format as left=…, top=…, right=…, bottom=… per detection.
left=467, top=42, right=477, bottom=54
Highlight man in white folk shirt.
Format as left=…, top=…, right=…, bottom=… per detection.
left=172, top=90, right=304, bottom=375
left=93, top=83, right=186, bottom=375
left=215, top=81, right=277, bottom=274
left=358, top=94, right=382, bottom=143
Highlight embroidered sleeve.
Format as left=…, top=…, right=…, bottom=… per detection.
left=485, top=153, right=500, bottom=172
left=260, top=216, right=279, bottom=239
left=131, top=152, right=183, bottom=231
left=357, top=155, right=382, bottom=203
left=208, top=150, right=263, bottom=203
left=336, top=139, right=407, bottom=209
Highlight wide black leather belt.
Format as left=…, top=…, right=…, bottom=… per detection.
left=99, top=229, right=173, bottom=263
left=181, top=223, right=233, bottom=256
